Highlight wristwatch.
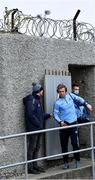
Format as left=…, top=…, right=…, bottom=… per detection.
left=85, top=102, right=88, bottom=106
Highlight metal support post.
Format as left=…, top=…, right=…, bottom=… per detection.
left=73, top=9, right=81, bottom=41
left=90, top=124, right=95, bottom=179
left=25, top=134, right=28, bottom=179
left=11, top=9, right=18, bottom=32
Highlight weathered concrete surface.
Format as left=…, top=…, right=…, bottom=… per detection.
left=0, top=33, right=95, bottom=176
left=16, top=158, right=92, bottom=179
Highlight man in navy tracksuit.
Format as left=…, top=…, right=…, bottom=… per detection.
left=72, top=83, right=91, bottom=123
left=23, top=82, right=51, bottom=174
left=54, top=84, right=92, bottom=169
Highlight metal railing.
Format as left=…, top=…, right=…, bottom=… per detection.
left=0, top=121, right=95, bottom=179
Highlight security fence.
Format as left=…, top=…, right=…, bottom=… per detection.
left=0, top=121, right=95, bottom=179
left=0, top=7, right=95, bottom=42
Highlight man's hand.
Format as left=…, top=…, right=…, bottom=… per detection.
left=60, top=121, right=67, bottom=127
left=86, top=104, right=93, bottom=111
left=50, top=113, right=53, bottom=119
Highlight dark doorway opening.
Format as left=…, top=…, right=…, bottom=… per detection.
left=69, top=64, right=95, bottom=157
left=68, top=64, right=94, bottom=99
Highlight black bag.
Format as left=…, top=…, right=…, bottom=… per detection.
left=69, top=93, right=90, bottom=124
left=77, top=106, right=90, bottom=124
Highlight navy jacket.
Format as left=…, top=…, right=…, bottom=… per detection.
left=23, top=94, right=50, bottom=131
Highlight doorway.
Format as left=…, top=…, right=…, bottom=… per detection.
left=69, top=64, right=95, bottom=155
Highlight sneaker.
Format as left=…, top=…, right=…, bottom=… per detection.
left=33, top=166, right=45, bottom=173
left=63, top=163, right=69, bottom=169
left=28, top=168, right=40, bottom=174
left=76, top=161, right=80, bottom=168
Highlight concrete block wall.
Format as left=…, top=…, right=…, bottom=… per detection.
left=0, top=33, right=95, bottom=176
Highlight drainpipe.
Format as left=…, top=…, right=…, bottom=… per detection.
left=73, top=9, right=81, bottom=41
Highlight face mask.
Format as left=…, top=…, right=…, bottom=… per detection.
left=74, top=90, right=79, bottom=95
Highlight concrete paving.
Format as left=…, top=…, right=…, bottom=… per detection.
left=17, top=158, right=93, bottom=179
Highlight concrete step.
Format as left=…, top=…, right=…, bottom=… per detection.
left=18, top=158, right=93, bottom=179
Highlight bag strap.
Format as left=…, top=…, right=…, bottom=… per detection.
left=69, top=93, right=91, bottom=119
left=69, top=93, right=80, bottom=109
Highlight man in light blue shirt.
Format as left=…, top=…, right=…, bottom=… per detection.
left=54, top=84, right=92, bottom=169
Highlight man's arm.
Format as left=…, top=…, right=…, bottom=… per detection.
left=26, top=100, right=40, bottom=127
left=70, top=93, right=92, bottom=112
left=54, top=102, right=66, bottom=126
left=85, top=102, right=92, bottom=111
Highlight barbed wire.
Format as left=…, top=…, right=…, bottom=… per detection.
left=0, top=8, right=95, bottom=42
left=0, top=19, right=4, bottom=30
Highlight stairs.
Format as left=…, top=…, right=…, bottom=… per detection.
left=18, top=158, right=93, bottom=179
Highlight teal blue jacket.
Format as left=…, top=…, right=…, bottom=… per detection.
left=54, top=93, right=86, bottom=124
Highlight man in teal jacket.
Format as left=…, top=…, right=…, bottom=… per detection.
left=54, top=84, right=92, bottom=169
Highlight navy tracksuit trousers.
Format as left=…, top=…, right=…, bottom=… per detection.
left=59, top=123, right=80, bottom=163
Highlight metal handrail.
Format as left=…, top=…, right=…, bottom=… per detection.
left=0, top=121, right=95, bottom=179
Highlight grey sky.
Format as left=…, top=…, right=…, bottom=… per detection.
left=0, top=0, right=95, bottom=26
